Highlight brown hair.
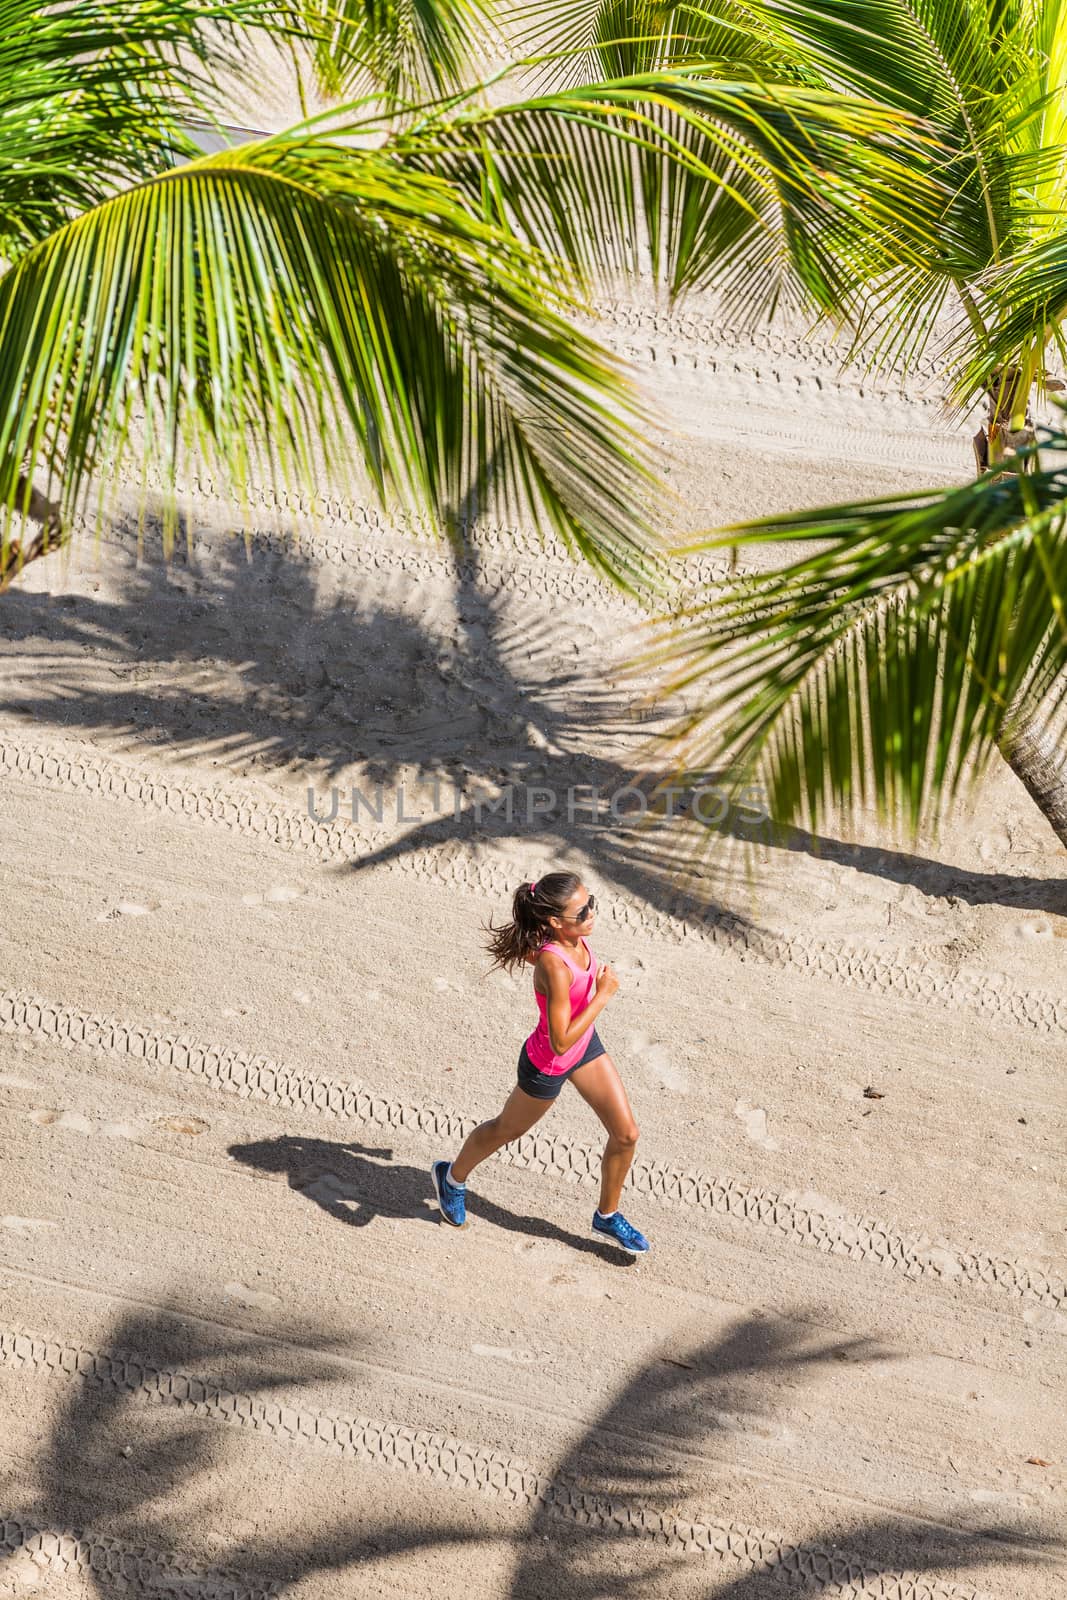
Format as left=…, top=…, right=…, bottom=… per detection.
left=483, top=872, right=582, bottom=975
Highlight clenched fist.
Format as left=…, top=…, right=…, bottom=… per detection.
left=595, top=962, right=619, bottom=999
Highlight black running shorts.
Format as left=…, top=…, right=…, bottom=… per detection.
left=517, top=1028, right=606, bottom=1100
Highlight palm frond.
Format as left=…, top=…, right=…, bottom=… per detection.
left=954, top=231, right=1067, bottom=402
left=397, top=73, right=947, bottom=311
left=508, top=0, right=810, bottom=89
left=739, top=0, right=1006, bottom=119
left=632, top=458, right=1067, bottom=836
left=0, top=131, right=667, bottom=595
left=1023, top=0, right=1067, bottom=221
left=290, top=0, right=494, bottom=101
left=0, top=0, right=326, bottom=259
left=494, top=4, right=947, bottom=317
left=732, top=0, right=1067, bottom=376
left=496, top=0, right=1067, bottom=389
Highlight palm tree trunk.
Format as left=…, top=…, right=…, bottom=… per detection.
left=0, top=476, right=64, bottom=593
left=968, top=362, right=1067, bottom=848
left=996, top=698, right=1067, bottom=848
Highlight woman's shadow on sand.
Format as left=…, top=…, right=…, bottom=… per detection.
left=228, top=1134, right=628, bottom=1261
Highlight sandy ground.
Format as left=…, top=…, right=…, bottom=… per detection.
left=1, top=50, right=1066, bottom=1600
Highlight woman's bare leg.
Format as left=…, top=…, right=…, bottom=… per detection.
left=567, top=1054, right=639, bottom=1214
left=449, top=1083, right=555, bottom=1184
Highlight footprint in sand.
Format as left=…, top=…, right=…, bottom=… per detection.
left=155, top=1115, right=210, bottom=1136
left=5, top=1555, right=45, bottom=1591
left=514, top=1241, right=616, bottom=1295
left=471, top=1344, right=537, bottom=1364
left=96, top=899, right=159, bottom=922
left=300, top=1172, right=359, bottom=1206
left=969, top=1487, right=1036, bottom=1509
left=628, top=1032, right=688, bottom=1093
left=514, top=1239, right=569, bottom=1260
left=28, top=1109, right=94, bottom=1134
left=917, top=1245, right=963, bottom=1279
left=611, top=956, right=646, bottom=992
left=2, top=1216, right=57, bottom=1237
left=1024, top=1304, right=1067, bottom=1333
left=734, top=1100, right=779, bottom=1152
left=224, top=1280, right=281, bottom=1311
left=28, top=1109, right=148, bottom=1138
left=242, top=884, right=305, bottom=907
left=793, top=1190, right=848, bottom=1219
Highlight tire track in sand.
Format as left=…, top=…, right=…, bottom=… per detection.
left=0, top=1514, right=275, bottom=1599
left=590, top=299, right=949, bottom=390
left=1, top=734, right=1063, bottom=1041
left=2, top=991, right=1062, bottom=1311
left=98, top=475, right=752, bottom=614
left=0, top=1327, right=997, bottom=1600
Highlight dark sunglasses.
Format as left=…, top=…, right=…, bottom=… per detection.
left=567, top=894, right=596, bottom=923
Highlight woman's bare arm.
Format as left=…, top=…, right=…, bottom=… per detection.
left=540, top=951, right=615, bottom=1054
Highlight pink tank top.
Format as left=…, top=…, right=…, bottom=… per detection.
left=524, top=937, right=598, bottom=1074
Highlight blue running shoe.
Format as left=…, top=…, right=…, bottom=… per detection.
left=591, top=1209, right=649, bottom=1254
left=431, top=1160, right=467, bottom=1228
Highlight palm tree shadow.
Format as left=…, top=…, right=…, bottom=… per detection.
left=227, top=1133, right=627, bottom=1259
left=824, top=830, right=1066, bottom=917
left=326, top=534, right=1067, bottom=921
left=5, top=1303, right=486, bottom=1594
left=0, top=509, right=761, bottom=941
left=634, top=813, right=1067, bottom=923
left=10, top=1304, right=1054, bottom=1596
left=0, top=513, right=479, bottom=782
left=3, top=508, right=1060, bottom=931
left=508, top=1316, right=1055, bottom=1600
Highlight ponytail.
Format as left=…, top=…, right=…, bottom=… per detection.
left=483, top=871, right=581, bottom=975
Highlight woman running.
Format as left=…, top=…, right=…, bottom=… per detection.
left=431, top=873, right=650, bottom=1254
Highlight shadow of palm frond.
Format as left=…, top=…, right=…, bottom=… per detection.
left=509, top=1315, right=1053, bottom=1600
left=9, top=1303, right=1054, bottom=1597
left=728, top=819, right=1067, bottom=918
left=3, top=513, right=1060, bottom=924
left=0, top=514, right=758, bottom=938
left=8, top=1303, right=486, bottom=1595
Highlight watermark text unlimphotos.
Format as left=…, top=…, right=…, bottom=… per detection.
left=306, top=777, right=768, bottom=830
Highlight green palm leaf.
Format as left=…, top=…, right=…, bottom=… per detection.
left=634, top=458, right=1067, bottom=837
left=0, top=0, right=324, bottom=259
left=0, top=130, right=667, bottom=594
left=956, top=232, right=1067, bottom=406
left=511, top=1, right=1067, bottom=388
left=723, top=0, right=1067, bottom=381
left=401, top=73, right=946, bottom=313
left=1, top=48, right=949, bottom=595
left=291, top=0, right=494, bottom=101
left=498, top=4, right=948, bottom=317
left=510, top=0, right=809, bottom=87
